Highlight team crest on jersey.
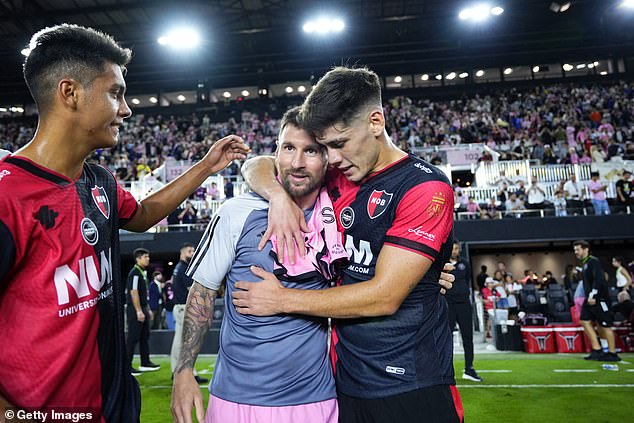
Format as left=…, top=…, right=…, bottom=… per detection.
left=91, top=186, right=110, bottom=219
left=367, top=190, right=393, bottom=219
left=426, top=191, right=446, bottom=217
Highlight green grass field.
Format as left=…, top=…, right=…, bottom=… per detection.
left=136, top=353, right=634, bottom=422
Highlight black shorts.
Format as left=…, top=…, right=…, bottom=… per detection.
left=337, top=384, right=464, bottom=423
left=580, top=301, right=613, bottom=327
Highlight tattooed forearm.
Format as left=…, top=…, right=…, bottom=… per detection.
left=174, top=281, right=216, bottom=374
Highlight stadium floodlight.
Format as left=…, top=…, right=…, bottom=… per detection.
left=446, top=72, right=457, bottom=80
left=459, top=9, right=473, bottom=20
left=576, top=64, right=586, bottom=69
left=503, top=67, right=513, bottom=75
left=587, top=63, right=594, bottom=68
left=303, top=17, right=345, bottom=34
left=10, top=107, right=24, bottom=113
left=533, top=66, right=540, bottom=73
left=0, top=107, right=6, bottom=112
left=131, top=98, right=140, bottom=105
left=298, top=85, right=306, bottom=93
left=620, top=0, right=634, bottom=8
left=223, top=91, right=231, bottom=98
left=241, top=90, right=250, bottom=97
left=149, top=96, right=158, bottom=104
left=20, top=48, right=30, bottom=57
left=475, top=69, right=485, bottom=77
left=435, top=74, right=443, bottom=80
left=258, top=88, right=268, bottom=95
left=177, top=95, right=186, bottom=102
left=593, top=61, right=599, bottom=66
left=562, top=63, right=573, bottom=71
left=459, top=4, right=503, bottom=21
left=459, top=72, right=469, bottom=78
left=491, top=6, right=504, bottom=15
left=600, top=71, right=608, bottom=75
left=550, top=2, right=572, bottom=13
left=421, top=74, right=429, bottom=81
left=157, top=28, right=200, bottom=49
left=394, top=76, right=402, bottom=83
left=285, top=86, right=294, bottom=93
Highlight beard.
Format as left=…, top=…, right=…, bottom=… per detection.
left=280, top=168, right=323, bottom=198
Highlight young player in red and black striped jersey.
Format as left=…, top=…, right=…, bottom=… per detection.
left=236, top=67, right=462, bottom=423
left=0, top=24, right=248, bottom=422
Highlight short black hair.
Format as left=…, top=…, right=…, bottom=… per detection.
left=590, top=171, right=600, bottom=178
left=23, top=24, right=132, bottom=113
left=300, top=66, right=382, bottom=136
left=613, top=256, right=624, bottom=264
left=180, top=242, right=194, bottom=251
left=573, top=240, right=590, bottom=249
left=134, top=248, right=149, bottom=260
left=279, top=106, right=302, bottom=134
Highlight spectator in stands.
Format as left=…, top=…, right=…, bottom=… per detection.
left=497, top=182, right=509, bottom=204
left=563, top=174, right=584, bottom=215
left=208, top=181, right=220, bottom=200
left=515, top=180, right=527, bottom=202
left=476, top=265, right=489, bottom=291
left=553, top=189, right=567, bottom=217
left=149, top=271, right=165, bottom=330
left=224, top=177, right=234, bottom=199
left=541, top=271, right=558, bottom=288
left=588, top=171, right=610, bottom=215
left=615, top=169, right=633, bottom=212
left=505, top=192, right=525, bottom=218
left=612, top=256, right=632, bottom=294
left=466, top=196, right=481, bottom=219
left=482, top=197, right=500, bottom=219
left=526, top=176, right=546, bottom=210
left=613, top=291, right=634, bottom=325
left=178, top=201, right=198, bottom=224
left=481, top=278, right=498, bottom=339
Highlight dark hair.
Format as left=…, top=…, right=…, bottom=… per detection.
left=279, top=106, right=302, bottom=134
left=613, top=256, right=624, bottom=264
left=573, top=240, right=590, bottom=249
left=23, top=24, right=132, bottom=113
left=300, top=66, right=381, bottom=136
left=180, top=242, right=194, bottom=251
left=134, top=248, right=149, bottom=260
left=590, top=171, right=599, bottom=178
left=152, top=271, right=162, bottom=279
left=481, top=265, right=487, bottom=272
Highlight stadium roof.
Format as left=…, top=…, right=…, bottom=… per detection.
left=0, top=0, right=632, bottom=102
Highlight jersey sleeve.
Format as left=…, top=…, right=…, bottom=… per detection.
left=116, top=181, right=140, bottom=226
left=0, top=218, right=16, bottom=282
left=384, top=180, right=454, bottom=261
left=186, top=205, right=236, bottom=291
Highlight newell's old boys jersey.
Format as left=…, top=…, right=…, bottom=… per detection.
left=0, top=156, right=141, bottom=422
left=327, top=154, right=455, bottom=398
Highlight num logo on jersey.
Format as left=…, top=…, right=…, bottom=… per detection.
left=54, top=249, right=113, bottom=309
left=91, top=186, right=110, bottom=219
left=367, top=190, right=393, bottom=219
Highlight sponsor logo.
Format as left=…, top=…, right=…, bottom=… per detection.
left=367, top=190, right=393, bottom=219
left=414, top=162, right=432, bottom=173
left=322, top=206, right=335, bottom=224
left=0, top=169, right=10, bottom=181
left=340, top=207, right=355, bottom=229
left=426, top=191, right=446, bottom=217
left=80, top=218, right=99, bottom=246
left=345, top=234, right=373, bottom=266
left=91, top=186, right=110, bottom=219
left=35, top=205, right=59, bottom=229
left=561, top=334, right=579, bottom=351
left=386, top=366, right=405, bottom=375
left=407, top=226, right=436, bottom=242
left=530, top=333, right=552, bottom=351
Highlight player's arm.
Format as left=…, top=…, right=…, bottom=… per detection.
left=587, top=260, right=606, bottom=304
left=171, top=282, right=217, bottom=423
left=240, top=156, right=307, bottom=263
left=235, top=245, right=431, bottom=318
left=123, top=135, right=249, bottom=232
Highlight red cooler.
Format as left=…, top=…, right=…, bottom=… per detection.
left=553, top=325, right=585, bottom=353
left=612, top=325, right=633, bottom=353
left=521, top=326, right=556, bottom=353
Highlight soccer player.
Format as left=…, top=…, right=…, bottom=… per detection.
left=0, top=24, right=248, bottom=420
left=573, top=240, right=621, bottom=362
left=171, top=107, right=341, bottom=423
left=235, top=67, right=462, bottom=423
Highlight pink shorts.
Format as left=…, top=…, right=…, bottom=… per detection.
left=205, top=394, right=338, bottom=423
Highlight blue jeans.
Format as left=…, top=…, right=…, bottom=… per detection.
left=591, top=199, right=610, bottom=215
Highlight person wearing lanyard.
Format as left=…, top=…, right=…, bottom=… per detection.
left=126, top=248, right=161, bottom=376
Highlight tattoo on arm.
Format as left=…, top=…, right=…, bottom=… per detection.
left=174, top=282, right=216, bottom=374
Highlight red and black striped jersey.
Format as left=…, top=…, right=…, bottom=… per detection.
left=0, top=156, right=141, bottom=422
left=326, top=154, right=455, bottom=398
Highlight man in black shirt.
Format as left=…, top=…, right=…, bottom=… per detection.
left=170, top=242, right=208, bottom=384
left=126, top=248, right=160, bottom=375
left=615, top=169, right=633, bottom=212
left=573, top=240, right=621, bottom=362
left=446, top=241, right=482, bottom=382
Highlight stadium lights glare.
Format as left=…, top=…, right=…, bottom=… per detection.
left=157, top=28, right=200, bottom=49
left=0, top=107, right=6, bottom=112
left=149, top=96, right=158, bottom=104
left=20, top=48, right=30, bottom=57
left=593, top=61, right=599, bottom=66
left=533, top=66, right=540, bottom=73
left=258, top=88, right=268, bottom=95
left=446, top=72, right=457, bottom=80
left=620, top=0, right=634, bottom=9
left=223, top=91, right=231, bottom=98
left=475, top=69, right=485, bottom=77
left=459, top=72, right=469, bottom=78
left=503, top=67, right=513, bottom=75
left=421, top=74, right=429, bottom=81
left=131, top=98, right=140, bottom=105
left=459, top=4, right=503, bottom=21
left=562, top=63, right=573, bottom=71
left=587, top=63, right=594, bottom=69
left=600, top=71, right=608, bottom=75
left=303, top=17, right=345, bottom=34
left=285, top=86, right=294, bottom=93
left=177, top=94, right=186, bottom=102
left=298, top=85, right=306, bottom=93
left=435, top=74, right=443, bottom=80
left=394, top=76, right=402, bottom=83
left=550, top=2, right=572, bottom=13
left=10, top=107, right=24, bottom=113
left=576, top=64, right=586, bottom=69
left=241, top=90, right=250, bottom=97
